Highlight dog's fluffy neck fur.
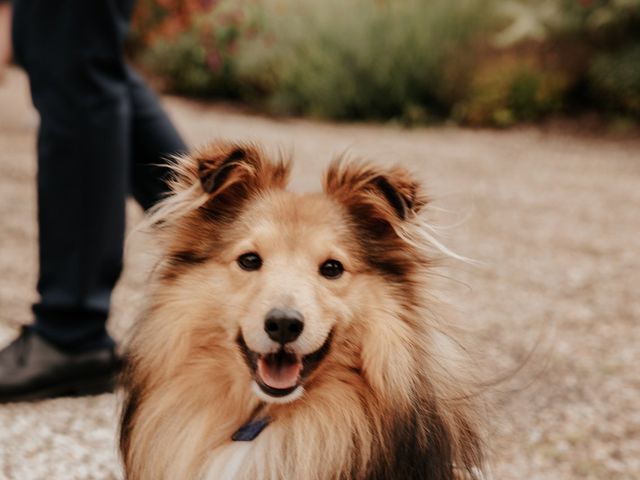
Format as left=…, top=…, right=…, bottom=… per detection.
left=122, top=301, right=482, bottom=480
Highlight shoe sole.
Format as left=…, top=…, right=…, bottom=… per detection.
left=0, top=370, right=118, bottom=404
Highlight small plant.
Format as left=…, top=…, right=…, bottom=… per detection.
left=139, top=1, right=253, bottom=96
left=589, top=43, right=640, bottom=115
left=457, top=55, right=570, bottom=126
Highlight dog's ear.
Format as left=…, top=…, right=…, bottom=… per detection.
left=194, top=142, right=290, bottom=205
left=323, top=159, right=426, bottom=227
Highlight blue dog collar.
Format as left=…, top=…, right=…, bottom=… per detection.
left=231, top=417, right=271, bottom=441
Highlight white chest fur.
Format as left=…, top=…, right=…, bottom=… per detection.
left=201, top=441, right=255, bottom=480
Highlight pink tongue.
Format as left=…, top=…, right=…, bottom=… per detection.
left=257, top=357, right=302, bottom=390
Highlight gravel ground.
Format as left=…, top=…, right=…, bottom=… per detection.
left=1, top=67, right=639, bottom=479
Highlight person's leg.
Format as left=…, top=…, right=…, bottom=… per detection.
left=12, top=0, right=134, bottom=351
left=127, top=66, right=187, bottom=210
left=1, top=0, right=189, bottom=402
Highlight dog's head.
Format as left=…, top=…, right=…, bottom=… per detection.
left=151, top=142, right=428, bottom=404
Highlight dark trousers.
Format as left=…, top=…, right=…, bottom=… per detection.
left=12, top=0, right=187, bottom=350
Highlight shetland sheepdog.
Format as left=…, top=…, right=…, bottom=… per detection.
left=119, top=142, right=485, bottom=479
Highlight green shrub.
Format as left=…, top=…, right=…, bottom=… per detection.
left=491, top=0, right=640, bottom=121
left=143, top=30, right=217, bottom=95
left=231, top=0, right=494, bottom=120
left=140, top=1, right=253, bottom=97
left=589, top=43, right=640, bottom=115
left=456, top=56, right=570, bottom=126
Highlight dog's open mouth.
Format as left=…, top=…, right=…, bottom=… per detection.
left=256, top=350, right=303, bottom=396
left=237, top=331, right=333, bottom=399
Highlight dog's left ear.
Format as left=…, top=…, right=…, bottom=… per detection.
left=194, top=142, right=290, bottom=205
left=323, top=159, right=426, bottom=225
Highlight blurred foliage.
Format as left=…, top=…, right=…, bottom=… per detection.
left=131, top=0, right=492, bottom=120
left=130, top=0, right=640, bottom=125
left=495, top=0, right=640, bottom=46
left=589, top=42, right=640, bottom=115
left=492, top=0, right=640, bottom=118
left=457, top=55, right=571, bottom=126
left=132, top=0, right=253, bottom=96
left=232, top=0, right=491, bottom=120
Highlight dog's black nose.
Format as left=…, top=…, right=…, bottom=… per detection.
left=264, top=308, right=304, bottom=344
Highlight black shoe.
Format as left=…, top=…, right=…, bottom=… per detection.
left=0, top=326, right=121, bottom=403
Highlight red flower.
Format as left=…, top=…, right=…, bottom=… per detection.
left=206, top=49, right=222, bottom=72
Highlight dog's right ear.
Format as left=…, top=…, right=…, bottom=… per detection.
left=323, top=158, right=427, bottom=228
left=194, top=142, right=290, bottom=205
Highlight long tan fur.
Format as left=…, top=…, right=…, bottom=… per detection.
left=119, top=142, right=485, bottom=480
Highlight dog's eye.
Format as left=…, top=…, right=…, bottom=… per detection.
left=319, top=259, right=344, bottom=279
left=237, top=252, right=262, bottom=271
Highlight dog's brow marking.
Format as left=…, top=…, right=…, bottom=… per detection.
left=169, top=250, right=210, bottom=265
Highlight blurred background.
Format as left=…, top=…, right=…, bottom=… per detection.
left=0, top=1, right=639, bottom=479
left=126, top=0, right=640, bottom=129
